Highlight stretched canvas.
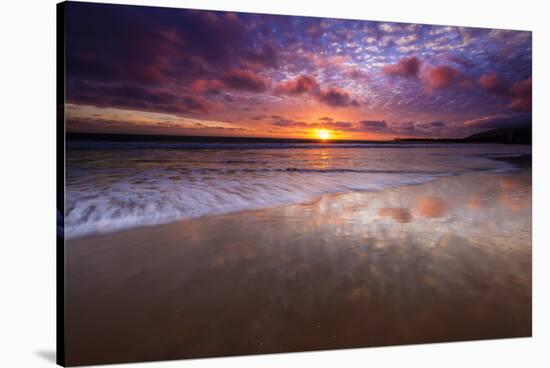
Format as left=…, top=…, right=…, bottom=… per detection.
left=57, top=1, right=532, bottom=366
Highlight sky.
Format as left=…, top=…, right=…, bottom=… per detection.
left=64, top=2, right=532, bottom=140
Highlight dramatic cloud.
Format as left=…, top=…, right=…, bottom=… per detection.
left=479, top=74, right=532, bottom=112
left=383, top=56, right=421, bottom=78
left=67, top=81, right=210, bottom=114
left=346, top=68, right=371, bottom=82
left=508, top=77, right=532, bottom=112
left=424, top=65, right=461, bottom=89
left=276, top=75, right=320, bottom=95
left=223, top=69, right=269, bottom=92
left=66, top=5, right=249, bottom=85
left=64, top=2, right=532, bottom=138
left=244, top=43, right=279, bottom=69
left=276, top=75, right=359, bottom=107
left=191, top=79, right=225, bottom=95
left=192, top=71, right=273, bottom=95
left=317, top=87, right=360, bottom=107
left=358, top=120, right=389, bottom=132
left=277, top=76, right=359, bottom=108
left=478, top=73, right=509, bottom=96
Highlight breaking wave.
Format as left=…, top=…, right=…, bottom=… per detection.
left=65, top=143, right=530, bottom=239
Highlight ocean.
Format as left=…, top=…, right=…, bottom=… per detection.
left=65, top=135, right=531, bottom=239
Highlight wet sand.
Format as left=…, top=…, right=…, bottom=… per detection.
left=65, top=168, right=531, bottom=366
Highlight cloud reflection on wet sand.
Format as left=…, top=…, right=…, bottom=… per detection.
left=65, top=170, right=531, bottom=366
left=378, top=207, right=412, bottom=223
left=414, top=196, right=447, bottom=218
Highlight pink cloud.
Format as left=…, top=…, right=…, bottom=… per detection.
left=425, top=65, right=460, bottom=89
left=478, top=73, right=509, bottom=95
left=276, top=75, right=320, bottom=95
left=276, top=75, right=359, bottom=108
left=317, top=87, right=360, bottom=107
left=508, top=77, right=532, bottom=112
left=383, top=56, right=421, bottom=78
left=478, top=74, right=532, bottom=112
left=191, top=79, right=225, bottom=95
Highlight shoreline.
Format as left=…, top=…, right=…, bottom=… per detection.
left=489, top=153, right=532, bottom=168
left=65, top=153, right=531, bottom=241
left=66, top=168, right=531, bottom=365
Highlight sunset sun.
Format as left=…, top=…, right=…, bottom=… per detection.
left=317, top=129, right=331, bottom=140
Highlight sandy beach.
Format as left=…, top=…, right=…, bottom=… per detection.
left=65, top=165, right=531, bottom=366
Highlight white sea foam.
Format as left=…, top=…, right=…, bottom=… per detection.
left=65, top=143, right=530, bottom=239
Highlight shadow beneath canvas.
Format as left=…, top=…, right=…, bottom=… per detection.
left=35, top=350, right=56, bottom=363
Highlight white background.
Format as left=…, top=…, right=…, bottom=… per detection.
left=1, top=0, right=549, bottom=367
